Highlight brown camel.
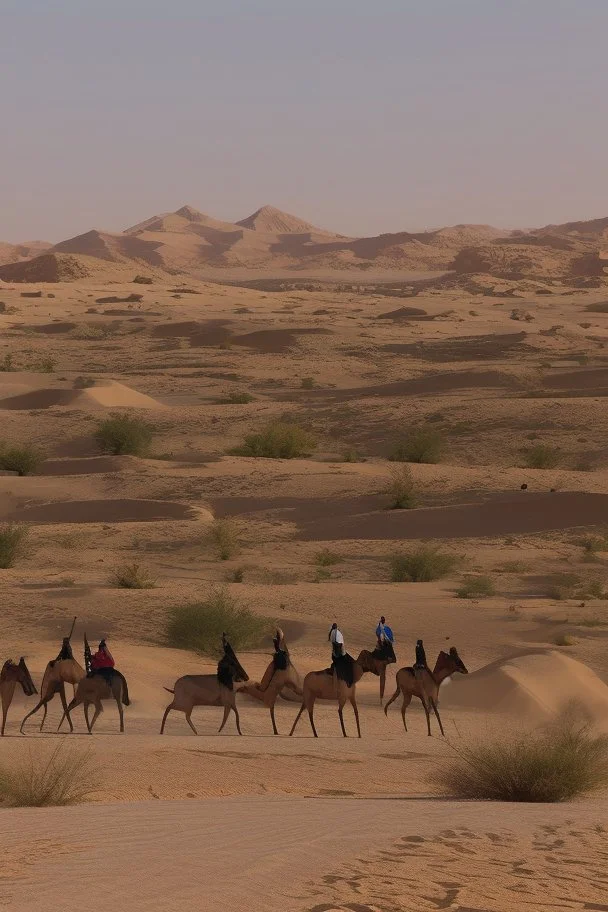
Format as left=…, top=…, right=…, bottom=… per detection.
left=160, top=635, right=249, bottom=736
left=20, top=658, right=85, bottom=734
left=358, top=642, right=396, bottom=702
left=59, top=669, right=131, bottom=734
left=238, top=628, right=303, bottom=734
left=1, top=658, right=37, bottom=735
left=289, top=651, right=379, bottom=738
left=383, top=647, right=468, bottom=736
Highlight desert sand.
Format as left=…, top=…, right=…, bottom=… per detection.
left=1, top=235, right=608, bottom=909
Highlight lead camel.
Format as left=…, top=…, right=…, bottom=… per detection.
left=383, top=647, right=468, bottom=736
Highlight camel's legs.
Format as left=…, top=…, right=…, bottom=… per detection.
left=40, top=701, right=48, bottom=732
left=350, top=695, right=361, bottom=738
left=379, top=667, right=386, bottom=703
left=383, top=687, right=400, bottom=715
left=307, top=696, right=318, bottom=738
left=89, top=701, right=103, bottom=732
left=116, top=694, right=125, bottom=733
left=289, top=703, right=306, bottom=736
left=160, top=703, right=173, bottom=734
left=218, top=704, right=230, bottom=733
left=1, top=683, right=16, bottom=736
left=421, top=698, right=432, bottom=736
left=270, top=704, right=278, bottom=736
left=84, top=702, right=91, bottom=733
left=233, top=705, right=242, bottom=736
left=338, top=698, right=348, bottom=738
left=401, top=693, right=412, bottom=732
left=20, top=696, right=47, bottom=734
left=430, top=698, right=445, bottom=737
left=185, top=709, right=198, bottom=735
left=59, top=687, right=74, bottom=733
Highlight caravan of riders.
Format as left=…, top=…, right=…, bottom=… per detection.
left=2, top=616, right=468, bottom=738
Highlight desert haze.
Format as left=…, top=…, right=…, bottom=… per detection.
left=1, top=201, right=608, bottom=911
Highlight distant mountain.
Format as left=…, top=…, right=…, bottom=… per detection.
left=0, top=240, right=51, bottom=266
left=2, top=205, right=607, bottom=282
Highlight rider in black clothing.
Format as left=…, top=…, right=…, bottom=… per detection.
left=56, top=637, right=74, bottom=661
left=415, top=639, right=427, bottom=669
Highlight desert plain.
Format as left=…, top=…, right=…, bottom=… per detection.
left=1, top=207, right=608, bottom=910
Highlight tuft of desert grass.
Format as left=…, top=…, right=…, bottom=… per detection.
left=432, top=718, right=608, bottom=802
left=208, top=518, right=241, bottom=561
left=0, top=524, right=29, bottom=569
left=0, top=743, right=100, bottom=808
left=94, top=413, right=154, bottom=456
left=455, top=574, right=497, bottom=599
left=0, top=443, right=45, bottom=476
left=167, top=588, right=270, bottom=656
left=389, top=427, right=445, bottom=464
left=390, top=546, right=457, bottom=582
left=111, top=562, right=156, bottom=589
left=384, top=463, right=417, bottom=509
left=230, top=421, right=316, bottom=459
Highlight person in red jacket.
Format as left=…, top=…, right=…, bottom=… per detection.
left=90, top=639, right=115, bottom=672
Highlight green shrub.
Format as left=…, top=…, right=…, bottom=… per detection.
left=384, top=464, right=417, bottom=509
left=554, top=633, right=577, bottom=647
left=220, top=391, right=255, bottom=404
left=0, top=444, right=44, bottom=476
left=208, top=518, right=241, bottom=561
left=229, top=567, right=244, bottom=583
left=390, top=546, right=457, bottom=582
left=547, top=573, right=606, bottom=600
left=432, top=719, right=608, bottom=802
left=300, top=376, right=315, bottom=390
left=110, top=563, right=156, bottom=589
left=0, top=744, right=98, bottom=807
left=314, top=567, right=332, bottom=582
left=341, top=448, right=364, bottom=463
left=581, top=534, right=608, bottom=554
left=315, top=549, right=341, bottom=567
left=0, top=353, right=15, bottom=372
left=94, top=413, right=154, bottom=456
left=167, top=588, right=270, bottom=655
left=231, top=421, right=316, bottom=459
left=0, top=524, right=29, bottom=569
left=390, top=427, right=445, bottom=464
left=455, top=574, right=496, bottom=598
left=521, top=444, right=561, bottom=469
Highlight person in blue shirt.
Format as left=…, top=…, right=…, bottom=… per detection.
left=376, top=616, right=394, bottom=646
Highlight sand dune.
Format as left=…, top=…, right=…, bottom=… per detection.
left=441, top=650, right=608, bottom=726
left=8, top=498, right=206, bottom=523
left=0, top=380, right=162, bottom=410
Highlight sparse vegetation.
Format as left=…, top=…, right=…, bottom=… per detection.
left=455, top=574, right=497, bottom=598
left=554, top=633, right=577, bottom=647
left=314, top=548, right=341, bottom=567
left=580, top=533, right=608, bottom=555
left=0, top=524, right=29, bottom=569
left=0, top=443, right=44, bottom=476
left=110, top=563, right=156, bottom=589
left=390, top=427, right=445, bottom=464
left=521, top=444, right=562, bottom=469
left=547, top=573, right=606, bottom=600
left=384, top=464, right=417, bottom=509
left=71, top=323, right=108, bottom=340
left=300, top=376, right=315, bottom=389
left=133, top=275, right=153, bottom=284
left=0, top=743, right=99, bottom=807
left=229, top=567, right=244, bottom=583
left=208, top=518, right=241, bottom=561
left=231, top=421, right=316, bottom=459
left=432, top=718, right=608, bottom=802
left=167, top=588, right=270, bottom=655
left=0, top=353, right=15, bottom=372
left=390, top=546, right=458, bottom=583
left=314, top=567, right=332, bottom=582
left=74, top=376, right=96, bottom=389
left=220, top=391, right=255, bottom=404
left=341, top=448, right=364, bottom=463
left=94, top=413, right=154, bottom=456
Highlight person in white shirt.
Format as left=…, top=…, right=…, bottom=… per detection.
left=328, top=623, right=345, bottom=659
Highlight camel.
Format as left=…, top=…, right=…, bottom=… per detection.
left=289, top=650, right=379, bottom=739
left=60, top=668, right=131, bottom=734
left=160, top=635, right=249, bottom=736
left=20, top=658, right=85, bottom=734
left=1, top=658, right=37, bottom=735
left=383, top=647, right=468, bottom=736
left=238, top=628, right=303, bottom=734
left=357, top=641, right=396, bottom=702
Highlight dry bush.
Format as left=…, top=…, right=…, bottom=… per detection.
left=314, top=548, right=342, bottom=567
left=554, top=633, right=577, bottom=647
left=390, top=427, right=445, bottom=464
left=208, top=518, right=241, bottom=561
left=111, top=563, right=156, bottom=589
left=167, top=588, right=270, bottom=655
left=455, top=574, right=496, bottom=598
left=219, top=390, right=255, bottom=404
left=0, top=524, right=29, bottom=569
left=231, top=421, right=316, bottom=459
left=384, top=464, right=417, bottom=509
left=432, top=718, right=608, bottom=802
left=94, top=413, right=154, bottom=456
left=547, top=572, right=606, bottom=600
left=390, top=546, right=457, bottom=582
left=0, top=744, right=99, bottom=807
left=521, top=444, right=561, bottom=469
left=0, top=443, right=45, bottom=476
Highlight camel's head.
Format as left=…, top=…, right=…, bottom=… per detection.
left=447, top=647, right=468, bottom=675
left=18, top=658, right=38, bottom=696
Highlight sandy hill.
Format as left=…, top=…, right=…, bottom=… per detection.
left=0, top=252, right=93, bottom=282
left=4, top=206, right=608, bottom=282
left=0, top=239, right=51, bottom=266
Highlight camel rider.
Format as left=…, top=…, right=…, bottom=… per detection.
left=272, top=629, right=289, bottom=672
left=90, top=639, right=115, bottom=681
left=329, top=623, right=354, bottom=688
left=375, top=616, right=396, bottom=663
left=56, top=637, right=73, bottom=662
left=414, top=639, right=427, bottom=669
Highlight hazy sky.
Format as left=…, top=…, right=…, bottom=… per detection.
left=2, top=0, right=607, bottom=241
